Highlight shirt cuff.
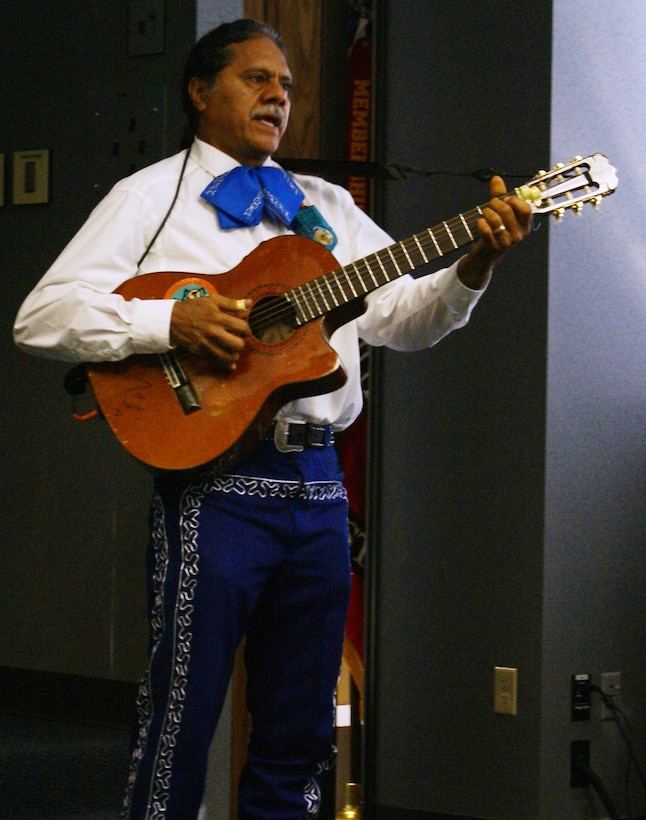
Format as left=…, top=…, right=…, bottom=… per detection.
left=437, top=257, right=491, bottom=311
left=129, top=296, right=177, bottom=353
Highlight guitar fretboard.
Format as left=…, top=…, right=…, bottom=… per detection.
left=287, top=204, right=485, bottom=325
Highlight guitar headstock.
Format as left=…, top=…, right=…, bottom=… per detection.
left=515, top=154, right=618, bottom=221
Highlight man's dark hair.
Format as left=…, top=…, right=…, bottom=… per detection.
left=181, top=19, right=286, bottom=133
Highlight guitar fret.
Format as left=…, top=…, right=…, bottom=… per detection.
left=413, top=235, right=430, bottom=264
left=327, top=276, right=342, bottom=307
left=459, top=213, right=475, bottom=241
left=350, top=261, right=369, bottom=294
left=374, top=250, right=390, bottom=282
left=413, top=238, right=430, bottom=266
left=286, top=295, right=304, bottom=326
left=341, top=265, right=359, bottom=299
left=297, top=284, right=317, bottom=321
left=426, top=228, right=442, bottom=256
left=318, top=276, right=339, bottom=310
left=314, top=278, right=333, bottom=313
left=386, top=245, right=405, bottom=276
left=443, top=221, right=458, bottom=249
left=326, top=274, right=343, bottom=308
left=399, top=242, right=415, bottom=270
left=359, top=258, right=380, bottom=289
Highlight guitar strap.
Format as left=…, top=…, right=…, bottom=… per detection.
left=137, top=146, right=192, bottom=268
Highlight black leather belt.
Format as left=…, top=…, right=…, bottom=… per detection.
left=262, top=419, right=335, bottom=452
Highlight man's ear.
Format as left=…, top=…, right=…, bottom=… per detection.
left=187, top=77, right=208, bottom=113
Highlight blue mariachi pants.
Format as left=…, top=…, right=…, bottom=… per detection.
left=121, top=440, right=351, bottom=820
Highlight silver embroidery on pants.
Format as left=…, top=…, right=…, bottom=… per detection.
left=201, top=473, right=347, bottom=501
left=122, top=486, right=203, bottom=819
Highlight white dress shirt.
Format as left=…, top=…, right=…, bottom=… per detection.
left=14, top=138, right=488, bottom=431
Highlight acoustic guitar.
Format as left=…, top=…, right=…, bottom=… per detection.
left=86, top=154, right=617, bottom=473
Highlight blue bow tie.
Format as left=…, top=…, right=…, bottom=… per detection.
left=201, top=165, right=305, bottom=229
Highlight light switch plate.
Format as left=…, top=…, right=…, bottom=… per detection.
left=494, top=666, right=518, bottom=715
left=13, top=149, right=49, bottom=205
left=128, top=0, right=165, bottom=56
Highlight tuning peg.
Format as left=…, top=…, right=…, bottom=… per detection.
left=517, top=184, right=542, bottom=205
left=591, top=196, right=603, bottom=211
left=553, top=208, right=565, bottom=223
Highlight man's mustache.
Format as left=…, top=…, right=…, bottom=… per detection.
left=250, top=106, right=285, bottom=127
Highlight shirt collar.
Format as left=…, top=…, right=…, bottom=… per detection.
left=191, top=137, right=282, bottom=177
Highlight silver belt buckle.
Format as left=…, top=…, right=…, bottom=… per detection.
left=273, top=418, right=306, bottom=453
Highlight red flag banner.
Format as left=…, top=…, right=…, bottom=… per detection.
left=341, top=5, right=373, bottom=698
left=345, top=16, right=373, bottom=213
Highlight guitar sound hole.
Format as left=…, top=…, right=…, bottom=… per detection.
left=249, top=295, right=298, bottom=344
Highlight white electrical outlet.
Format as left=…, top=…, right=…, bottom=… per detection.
left=600, top=671, right=621, bottom=720
left=494, top=666, right=518, bottom=715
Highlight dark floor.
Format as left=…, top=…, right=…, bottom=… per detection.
left=0, top=711, right=131, bottom=820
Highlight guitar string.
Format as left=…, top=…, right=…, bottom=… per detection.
left=248, top=177, right=554, bottom=329
left=249, top=209, right=479, bottom=329
left=257, top=206, right=482, bottom=323
left=164, top=225, right=449, bottom=367
left=168, top=167, right=611, bottom=363
left=246, top=204, right=486, bottom=331
left=167, top=170, right=598, bottom=367
left=170, top=178, right=543, bottom=354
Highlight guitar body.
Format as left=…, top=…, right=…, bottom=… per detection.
left=87, top=236, right=357, bottom=473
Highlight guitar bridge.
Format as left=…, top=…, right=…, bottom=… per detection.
left=159, top=351, right=201, bottom=415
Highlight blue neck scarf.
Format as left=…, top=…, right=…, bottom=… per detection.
left=201, top=165, right=305, bottom=230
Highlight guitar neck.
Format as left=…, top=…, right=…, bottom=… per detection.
left=258, top=153, right=619, bottom=331
left=288, top=203, right=484, bottom=325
